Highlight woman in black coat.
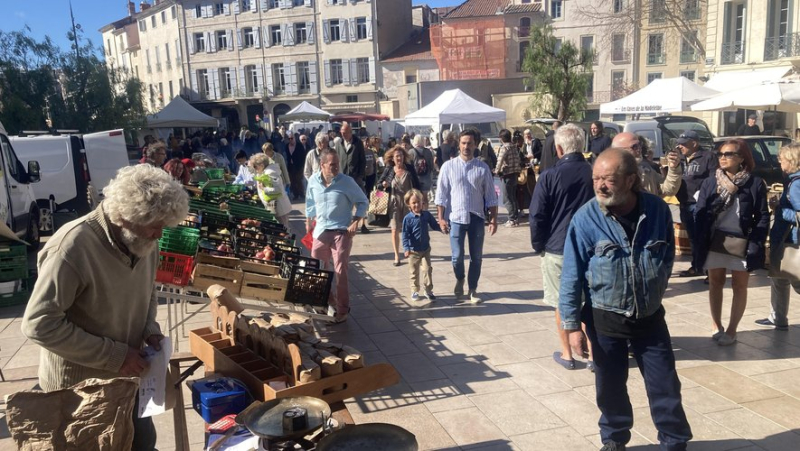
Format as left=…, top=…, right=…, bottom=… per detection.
left=378, top=145, right=421, bottom=265
left=695, top=138, right=769, bottom=346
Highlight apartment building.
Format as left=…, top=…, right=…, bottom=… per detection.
left=99, top=3, right=142, bottom=92
left=138, top=2, right=184, bottom=112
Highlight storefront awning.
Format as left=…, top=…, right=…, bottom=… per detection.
left=704, top=66, right=794, bottom=92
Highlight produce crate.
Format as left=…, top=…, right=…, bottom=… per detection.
left=159, top=227, right=200, bottom=256
left=236, top=242, right=299, bottom=265
left=227, top=203, right=276, bottom=223
left=179, top=215, right=202, bottom=229
left=195, top=253, right=240, bottom=269
left=156, top=252, right=194, bottom=286
left=284, top=266, right=333, bottom=308
left=205, top=168, right=225, bottom=180
left=239, top=271, right=288, bottom=301
left=0, top=278, right=32, bottom=308
left=238, top=260, right=280, bottom=276
left=192, top=263, right=244, bottom=295
left=280, top=254, right=321, bottom=279
left=198, top=237, right=236, bottom=258
left=203, top=184, right=243, bottom=195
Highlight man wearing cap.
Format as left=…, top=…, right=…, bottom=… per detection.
left=676, top=130, right=718, bottom=278
left=737, top=114, right=762, bottom=136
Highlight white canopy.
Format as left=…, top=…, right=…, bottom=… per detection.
left=704, top=66, right=792, bottom=92
left=600, top=77, right=719, bottom=115
left=280, top=101, right=332, bottom=121
left=146, top=96, right=219, bottom=128
left=404, top=89, right=506, bottom=126
left=691, top=81, right=800, bottom=112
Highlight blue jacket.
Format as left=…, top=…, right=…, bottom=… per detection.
left=402, top=210, right=441, bottom=252
left=770, top=172, right=800, bottom=249
left=529, top=152, right=594, bottom=254
left=694, top=173, right=769, bottom=271
left=559, top=192, right=674, bottom=331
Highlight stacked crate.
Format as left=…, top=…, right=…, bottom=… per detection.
left=0, top=242, right=32, bottom=307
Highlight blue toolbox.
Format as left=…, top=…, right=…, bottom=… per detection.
left=190, top=376, right=249, bottom=423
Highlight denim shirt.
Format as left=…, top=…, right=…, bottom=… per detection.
left=559, top=192, right=675, bottom=331
left=770, top=171, right=800, bottom=248
left=305, top=172, right=369, bottom=239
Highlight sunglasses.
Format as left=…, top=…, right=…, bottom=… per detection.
left=717, top=152, right=740, bottom=159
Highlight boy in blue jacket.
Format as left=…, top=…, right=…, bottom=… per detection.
left=402, top=189, right=442, bottom=301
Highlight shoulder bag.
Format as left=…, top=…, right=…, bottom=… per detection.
left=769, top=212, right=800, bottom=281
left=368, top=188, right=389, bottom=216
left=709, top=231, right=748, bottom=258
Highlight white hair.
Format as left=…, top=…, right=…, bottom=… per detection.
left=412, top=134, right=425, bottom=147
left=103, top=164, right=189, bottom=228
left=554, top=123, right=585, bottom=155
left=314, top=133, right=329, bottom=147
left=249, top=153, right=270, bottom=169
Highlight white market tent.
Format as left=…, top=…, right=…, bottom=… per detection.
left=280, top=101, right=332, bottom=122
left=404, top=89, right=506, bottom=126
left=599, top=77, right=719, bottom=115
left=690, top=81, right=800, bottom=112
left=146, top=96, right=219, bottom=128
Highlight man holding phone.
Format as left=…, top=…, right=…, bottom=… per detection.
left=611, top=132, right=683, bottom=196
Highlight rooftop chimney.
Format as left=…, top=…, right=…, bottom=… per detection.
left=140, top=1, right=150, bottom=11
left=128, top=1, right=136, bottom=16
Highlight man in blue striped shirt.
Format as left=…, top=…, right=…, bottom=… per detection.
left=435, top=129, right=499, bottom=303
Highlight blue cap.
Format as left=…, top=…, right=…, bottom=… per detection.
left=676, top=130, right=699, bottom=145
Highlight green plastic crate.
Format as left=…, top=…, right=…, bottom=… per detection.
left=0, top=278, right=32, bottom=308
left=205, top=168, right=225, bottom=180
left=159, top=227, right=199, bottom=256
left=0, top=243, right=27, bottom=258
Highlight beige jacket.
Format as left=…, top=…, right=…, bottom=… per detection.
left=640, top=161, right=682, bottom=197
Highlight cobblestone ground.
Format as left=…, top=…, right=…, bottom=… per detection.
left=2, top=202, right=800, bottom=450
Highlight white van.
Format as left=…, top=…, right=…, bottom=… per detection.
left=0, top=121, right=42, bottom=246
left=82, top=129, right=131, bottom=194
left=9, top=133, right=93, bottom=235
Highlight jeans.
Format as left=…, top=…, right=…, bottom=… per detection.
left=449, top=214, right=486, bottom=291
left=409, top=247, right=433, bottom=293
left=311, top=230, right=354, bottom=315
left=679, top=203, right=699, bottom=270
left=769, top=277, right=799, bottom=326
left=501, top=174, right=520, bottom=221
left=132, top=396, right=157, bottom=450
left=585, top=314, right=692, bottom=450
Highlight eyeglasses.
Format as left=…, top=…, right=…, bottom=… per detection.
left=717, top=152, right=740, bottom=159
left=629, top=143, right=641, bottom=151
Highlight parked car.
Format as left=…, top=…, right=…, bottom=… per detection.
left=713, top=136, right=791, bottom=187
left=623, top=115, right=714, bottom=158
left=0, top=121, right=42, bottom=246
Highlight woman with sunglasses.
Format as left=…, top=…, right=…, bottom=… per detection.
left=695, top=139, right=769, bottom=346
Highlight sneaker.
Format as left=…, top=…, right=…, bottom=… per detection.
left=678, top=267, right=700, bottom=277
left=717, top=333, right=737, bottom=346
left=755, top=318, right=789, bottom=331
left=411, top=292, right=420, bottom=301
left=454, top=279, right=465, bottom=298
left=553, top=351, right=576, bottom=370
left=712, top=329, right=725, bottom=341
left=504, top=220, right=518, bottom=228
left=600, top=442, right=626, bottom=451
left=468, top=290, right=482, bottom=304
left=587, top=360, right=595, bottom=373
left=360, top=224, right=370, bottom=234
left=425, top=291, right=436, bottom=300
left=327, top=305, right=337, bottom=317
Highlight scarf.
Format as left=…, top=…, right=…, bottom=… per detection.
left=715, top=168, right=751, bottom=212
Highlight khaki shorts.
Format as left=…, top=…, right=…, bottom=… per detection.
left=541, top=252, right=563, bottom=308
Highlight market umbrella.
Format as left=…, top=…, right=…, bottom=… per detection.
left=600, top=77, right=719, bottom=115
left=690, top=81, right=800, bottom=112
left=280, top=101, right=332, bottom=121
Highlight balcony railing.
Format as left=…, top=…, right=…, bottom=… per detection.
left=764, top=33, right=800, bottom=61
left=516, top=26, right=530, bottom=38
left=721, top=41, right=745, bottom=64
left=680, top=51, right=698, bottom=64
left=166, top=60, right=172, bottom=70
left=590, top=90, right=627, bottom=104
left=647, top=53, right=665, bottom=65
left=176, top=57, right=182, bottom=66
left=156, top=63, right=162, bottom=72
left=146, top=65, right=152, bottom=74
left=612, top=48, right=631, bottom=63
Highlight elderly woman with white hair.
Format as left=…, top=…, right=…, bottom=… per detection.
left=250, top=152, right=292, bottom=228
left=22, top=164, right=189, bottom=449
left=305, top=134, right=329, bottom=180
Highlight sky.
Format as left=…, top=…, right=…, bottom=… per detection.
left=0, top=0, right=461, bottom=57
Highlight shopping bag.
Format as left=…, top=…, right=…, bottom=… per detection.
left=302, top=222, right=314, bottom=250
left=368, top=189, right=389, bottom=216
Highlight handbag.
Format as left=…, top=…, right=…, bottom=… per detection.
left=709, top=231, right=748, bottom=258
left=517, top=168, right=528, bottom=185
left=368, top=189, right=389, bottom=216
left=769, top=212, right=800, bottom=281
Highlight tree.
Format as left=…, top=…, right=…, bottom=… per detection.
left=522, top=25, right=593, bottom=122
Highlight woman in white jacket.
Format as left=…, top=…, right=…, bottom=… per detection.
left=249, top=153, right=292, bottom=229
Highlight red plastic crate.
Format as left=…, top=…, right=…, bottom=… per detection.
left=156, top=252, right=194, bottom=286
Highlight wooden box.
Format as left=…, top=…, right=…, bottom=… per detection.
left=192, top=264, right=244, bottom=295
left=239, top=272, right=287, bottom=301
left=195, top=253, right=240, bottom=269
left=190, top=327, right=400, bottom=404
left=239, top=260, right=280, bottom=276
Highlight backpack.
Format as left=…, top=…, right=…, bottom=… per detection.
left=413, top=148, right=429, bottom=176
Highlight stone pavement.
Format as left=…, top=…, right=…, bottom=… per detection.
left=2, top=204, right=800, bottom=450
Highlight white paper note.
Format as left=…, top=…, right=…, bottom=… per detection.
left=137, top=336, right=173, bottom=418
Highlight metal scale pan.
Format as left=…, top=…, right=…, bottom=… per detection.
left=315, top=423, right=418, bottom=451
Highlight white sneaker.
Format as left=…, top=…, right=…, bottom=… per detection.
left=504, top=220, right=517, bottom=228
left=468, top=290, right=482, bottom=304
left=327, top=305, right=337, bottom=317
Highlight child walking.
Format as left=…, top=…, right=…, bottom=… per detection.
left=402, top=189, right=442, bottom=301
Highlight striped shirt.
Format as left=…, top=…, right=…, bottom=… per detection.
left=435, top=156, right=498, bottom=224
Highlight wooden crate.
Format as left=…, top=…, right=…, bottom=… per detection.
left=190, top=327, right=399, bottom=404
left=192, top=264, right=244, bottom=295
left=239, top=272, right=288, bottom=301
left=239, top=260, right=280, bottom=276
left=195, top=253, right=240, bottom=269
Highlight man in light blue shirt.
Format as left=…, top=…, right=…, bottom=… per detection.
left=435, top=129, right=498, bottom=303
left=305, top=148, right=369, bottom=323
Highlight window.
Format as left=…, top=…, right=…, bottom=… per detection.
left=612, top=33, right=627, bottom=62
left=721, top=2, right=746, bottom=64
left=405, top=74, right=417, bottom=83
left=613, top=0, right=624, bottom=13
left=273, top=64, right=285, bottom=94
left=346, top=95, right=358, bottom=103
left=293, top=0, right=303, bottom=5
left=242, top=0, right=251, bottom=10
left=151, top=16, right=157, bottom=29
left=685, top=0, right=701, bottom=20
left=171, top=5, right=177, bottom=19
left=611, top=70, right=625, bottom=100
left=298, top=61, right=310, bottom=93
left=647, top=33, right=665, bottom=64
left=679, top=70, right=696, bottom=82
left=356, top=17, right=367, bottom=40
left=161, top=11, right=166, bottom=24
left=217, top=30, right=228, bottom=50
left=519, top=17, right=531, bottom=38
left=0, top=136, right=23, bottom=183
left=581, top=36, right=595, bottom=65
left=554, top=38, right=563, bottom=52
left=106, top=39, right=111, bottom=56
left=146, top=49, right=151, bottom=73
left=169, top=80, right=174, bottom=99
left=175, top=39, right=182, bottom=64
left=586, top=73, right=594, bottom=102
left=243, top=28, right=255, bottom=48
left=215, top=2, right=224, bottom=15
left=680, top=31, right=697, bottom=63
left=268, top=0, right=280, bottom=7
left=220, top=68, right=232, bottom=97
left=195, top=5, right=202, bottom=18
left=194, top=33, right=206, bottom=52
left=139, top=20, right=146, bottom=32
left=329, top=19, right=341, bottom=42
left=650, top=0, right=666, bottom=23
left=247, top=65, right=260, bottom=93
left=647, top=72, right=663, bottom=84
left=271, top=25, right=282, bottom=45
left=550, top=0, right=563, bottom=19
left=158, top=82, right=164, bottom=105
left=198, top=69, right=209, bottom=98
left=330, top=59, right=343, bottom=84
left=295, top=23, right=307, bottom=44
left=766, top=0, right=789, bottom=60
left=356, top=57, right=369, bottom=84
left=155, top=46, right=161, bottom=71
left=165, top=43, right=171, bottom=63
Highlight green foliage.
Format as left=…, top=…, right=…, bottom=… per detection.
left=0, top=27, right=145, bottom=135
left=522, top=25, right=593, bottom=122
